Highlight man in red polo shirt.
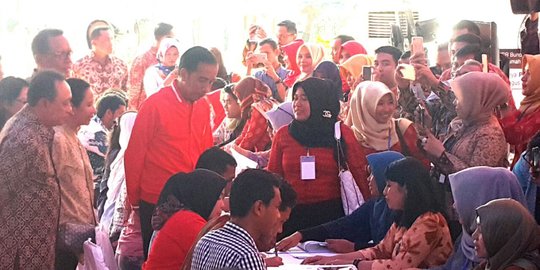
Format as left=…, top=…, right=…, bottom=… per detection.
left=124, top=46, right=218, bottom=258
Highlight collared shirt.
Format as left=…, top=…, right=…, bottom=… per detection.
left=125, top=81, right=213, bottom=205
left=191, top=221, right=266, bottom=270
left=128, top=47, right=158, bottom=110
left=72, top=51, right=128, bottom=98
left=254, top=66, right=288, bottom=100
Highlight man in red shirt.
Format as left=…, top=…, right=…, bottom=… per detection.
left=124, top=46, right=218, bottom=258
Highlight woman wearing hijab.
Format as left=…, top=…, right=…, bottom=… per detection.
left=345, top=81, right=428, bottom=166
left=427, top=167, right=527, bottom=270
left=340, top=54, right=374, bottom=103
left=277, top=151, right=403, bottom=253
left=501, top=54, right=540, bottom=168
left=421, top=72, right=509, bottom=175
left=268, top=77, right=369, bottom=237
left=143, top=38, right=180, bottom=97
left=305, top=157, right=452, bottom=269
left=295, top=43, right=325, bottom=83
left=473, top=198, right=540, bottom=270
left=313, top=60, right=343, bottom=101
left=282, top=39, right=304, bottom=88
left=143, top=169, right=227, bottom=270
left=340, top=41, right=368, bottom=64
left=232, top=76, right=277, bottom=152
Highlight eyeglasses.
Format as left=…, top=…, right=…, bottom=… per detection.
left=48, top=50, right=72, bottom=59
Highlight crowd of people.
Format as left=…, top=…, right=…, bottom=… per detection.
left=0, top=15, right=539, bottom=270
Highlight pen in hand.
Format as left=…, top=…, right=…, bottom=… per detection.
left=274, top=242, right=279, bottom=257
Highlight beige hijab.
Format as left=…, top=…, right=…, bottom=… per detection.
left=345, top=81, right=410, bottom=150
left=296, top=43, right=325, bottom=81
left=340, top=54, right=374, bottom=79
left=450, top=72, right=508, bottom=126
left=520, top=54, right=540, bottom=114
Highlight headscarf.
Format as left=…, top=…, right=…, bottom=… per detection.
left=341, top=41, right=368, bottom=58
left=450, top=72, right=508, bottom=126
left=155, top=38, right=180, bottom=76
left=366, top=151, right=405, bottom=194
left=449, top=166, right=527, bottom=264
left=296, top=43, right=325, bottom=81
left=157, top=169, right=227, bottom=221
left=233, top=77, right=271, bottom=120
left=288, top=77, right=340, bottom=148
left=313, top=61, right=343, bottom=101
left=476, top=198, right=540, bottom=270
left=346, top=81, right=410, bottom=151
left=281, top=39, right=304, bottom=87
left=102, top=112, right=137, bottom=230
left=340, top=54, right=374, bottom=80
left=520, top=54, right=540, bottom=114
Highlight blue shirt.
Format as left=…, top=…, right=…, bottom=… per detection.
left=254, top=66, right=288, bottom=100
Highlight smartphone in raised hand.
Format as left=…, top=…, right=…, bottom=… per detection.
left=411, top=36, right=424, bottom=56
left=362, top=66, right=372, bottom=81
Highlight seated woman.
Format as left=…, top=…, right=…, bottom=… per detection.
left=428, top=166, right=527, bottom=270
left=345, top=81, right=429, bottom=166
left=143, top=38, right=180, bottom=97
left=304, top=157, right=453, bottom=269
left=143, top=169, right=227, bottom=270
left=473, top=198, right=540, bottom=270
left=268, top=77, right=370, bottom=238
left=501, top=54, right=540, bottom=168
left=276, top=151, right=403, bottom=253
left=214, top=84, right=244, bottom=146
left=0, top=76, right=28, bottom=129
left=232, top=77, right=277, bottom=152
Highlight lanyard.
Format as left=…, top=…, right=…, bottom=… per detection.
left=387, top=128, right=392, bottom=150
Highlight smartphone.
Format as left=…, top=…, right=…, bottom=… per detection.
left=411, top=36, right=424, bottom=55
left=482, top=54, right=489, bottom=73
left=253, top=53, right=267, bottom=64
left=362, top=65, right=372, bottom=81
left=418, top=104, right=426, bottom=128
left=398, top=64, right=416, bottom=81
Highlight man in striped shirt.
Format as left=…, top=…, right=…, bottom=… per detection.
left=191, top=169, right=282, bottom=270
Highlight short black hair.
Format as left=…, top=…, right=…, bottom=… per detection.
left=229, top=169, right=280, bottom=218
left=385, top=157, right=446, bottom=228
left=259, top=38, right=278, bottom=50
left=453, top=33, right=482, bottom=46
left=27, top=70, right=65, bottom=106
left=0, top=77, right=29, bottom=128
left=400, top=50, right=411, bottom=60
left=375, top=46, right=402, bottom=65
left=455, top=44, right=482, bottom=61
left=66, top=78, right=90, bottom=108
left=195, top=146, right=237, bottom=175
left=212, top=77, right=228, bottom=91
left=86, top=19, right=110, bottom=49
left=453, top=20, right=481, bottom=36
left=31, top=29, right=64, bottom=56
left=96, top=93, right=126, bottom=118
left=278, top=180, right=297, bottom=212
left=178, top=46, right=217, bottom=73
left=277, top=20, right=297, bottom=34
left=154, top=22, right=173, bottom=40
left=335, top=35, right=355, bottom=43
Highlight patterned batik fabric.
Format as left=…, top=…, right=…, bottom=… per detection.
left=0, top=106, right=60, bottom=269
left=127, top=47, right=158, bottom=110
left=72, top=52, right=128, bottom=99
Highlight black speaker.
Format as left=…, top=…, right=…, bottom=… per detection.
left=510, top=0, right=540, bottom=14
left=415, top=19, right=439, bottom=43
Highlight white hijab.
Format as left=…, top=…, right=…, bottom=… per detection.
left=100, top=112, right=137, bottom=232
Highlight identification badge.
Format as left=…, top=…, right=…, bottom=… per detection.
left=439, top=174, right=446, bottom=184
left=300, top=156, right=316, bottom=180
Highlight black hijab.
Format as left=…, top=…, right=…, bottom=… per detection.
left=157, top=169, right=227, bottom=221
left=288, top=77, right=340, bottom=148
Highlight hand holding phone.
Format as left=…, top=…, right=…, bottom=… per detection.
left=362, top=66, right=372, bottom=81
left=411, top=36, right=424, bottom=56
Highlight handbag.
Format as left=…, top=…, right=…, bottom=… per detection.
left=57, top=223, right=96, bottom=255
left=335, top=121, right=365, bottom=215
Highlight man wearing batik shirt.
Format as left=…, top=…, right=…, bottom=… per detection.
left=78, top=92, right=126, bottom=205
left=73, top=20, right=128, bottom=99
left=127, top=22, right=174, bottom=110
